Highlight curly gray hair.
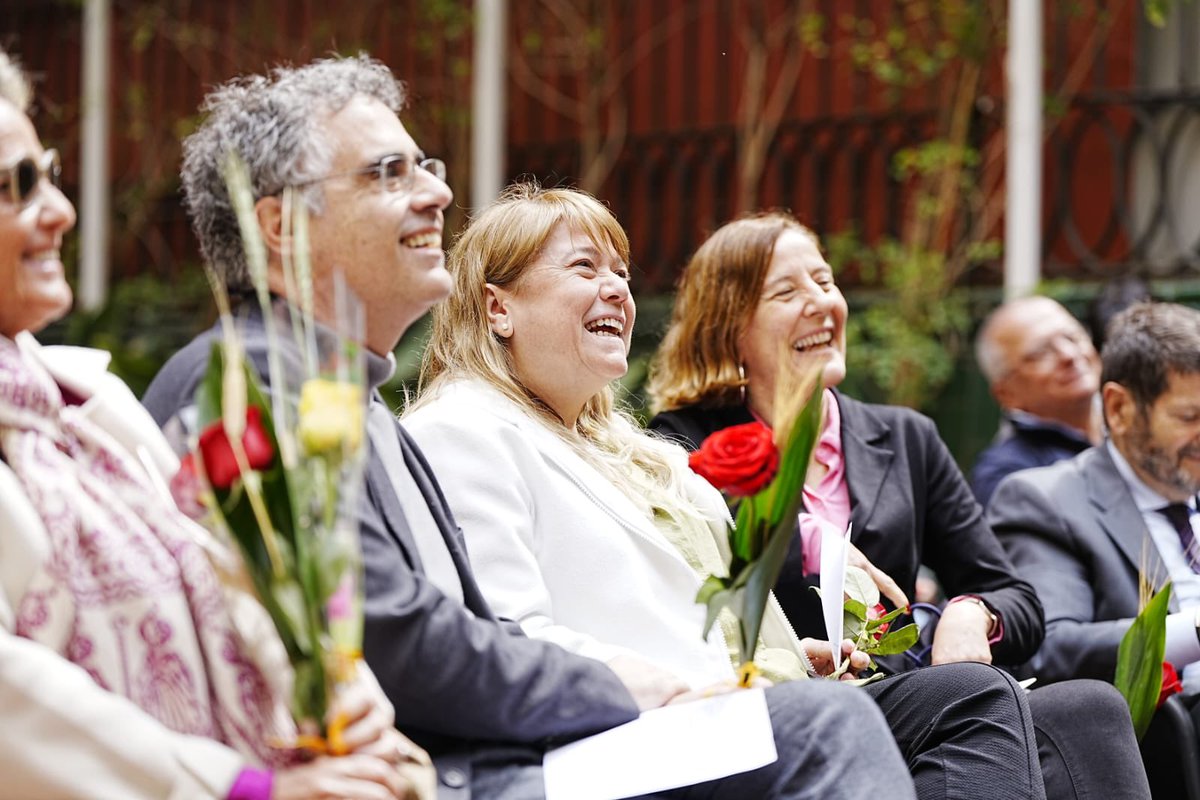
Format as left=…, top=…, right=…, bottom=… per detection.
left=0, top=47, right=32, bottom=112
left=181, top=54, right=406, bottom=293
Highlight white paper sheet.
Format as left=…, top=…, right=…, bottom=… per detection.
left=819, top=522, right=852, bottom=669
left=543, top=688, right=777, bottom=800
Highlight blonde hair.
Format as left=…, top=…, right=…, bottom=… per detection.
left=414, top=181, right=710, bottom=525
left=0, top=48, right=32, bottom=112
left=648, top=211, right=819, bottom=413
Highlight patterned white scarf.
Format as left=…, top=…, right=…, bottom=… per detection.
left=0, top=336, right=294, bottom=767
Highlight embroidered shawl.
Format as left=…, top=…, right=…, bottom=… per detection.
left=0, top=335, right=293, bottom=766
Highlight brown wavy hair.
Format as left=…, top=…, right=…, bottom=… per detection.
left=648, top=211, right=819, bottom=413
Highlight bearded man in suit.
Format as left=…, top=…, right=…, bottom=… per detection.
left=991, top=301, right=1200, bottom=691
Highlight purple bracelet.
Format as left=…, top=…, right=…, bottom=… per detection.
left=227, top=767, right=273, bottom=800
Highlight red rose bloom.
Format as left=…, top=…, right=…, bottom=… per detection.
left=869, top=603, right=890, bottom=638
left=1158, top=661, right=1183, bottom=708
left=169, top=453, right=206, bottom=520
left=688, top=421, right=779, bottom=497
left=198, top=406, right=275, bottom=490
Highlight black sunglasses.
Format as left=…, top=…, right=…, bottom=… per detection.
left=1, top=149, right=62, bottom=208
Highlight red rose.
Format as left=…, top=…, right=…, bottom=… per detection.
left=869, top=603, right=890, bottom=638
left=1158, top=661, right=1183, bottom=708
left=198, top=406, right=275, bottom=490
left=169, top=453, right=206, bottom=520
left=688, top=422, right=779, bottom=497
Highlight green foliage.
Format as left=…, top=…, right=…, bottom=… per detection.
left=830, top=234, right=976, bottom=410
left=1145, top=0, right=1171, bottom=27
left=1115, top=583, right=1171, bottom=740
left=40, top=270, right=214, bottom=398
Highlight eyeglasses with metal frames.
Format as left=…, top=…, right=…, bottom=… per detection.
left=294, top=154, right=446, bottom=194
left=0, top=149, right=62, bottom=208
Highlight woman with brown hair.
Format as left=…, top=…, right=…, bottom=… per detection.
left=647, top=210, right=1150, bottom=799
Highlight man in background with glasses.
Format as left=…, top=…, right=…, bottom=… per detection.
left=144, top=54, right=908, bottom=800
left=971, top=295, right=1103, bottom=506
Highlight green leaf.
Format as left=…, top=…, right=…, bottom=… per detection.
left=1115, top=583, right=1172, bottom=740
left=865, top=623, right=920, bottom=655
left=866, top=605, right=908, bottom=628
left=196, top=343, right=224, bottom=427
left=843, top=610, right=866, bottom=642
left=844, top=598, right=868, bottom=620
left=844, top=565, right=880, bottom=607
left=736, top=377, right=825, bottom=662
left=695, top=574, right=736, bottom=641
left=766, top=379, right=824, bottom=528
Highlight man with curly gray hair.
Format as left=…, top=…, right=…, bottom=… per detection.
left=146, top=54, right=916, bottom=800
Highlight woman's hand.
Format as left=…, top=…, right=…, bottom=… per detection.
left=801, top=637, right=870, bottom=680
left=318, top=664, right=436, bottom=799
left=846, top=541, right=909, bottom=610
left=273, top=754, right=425, bottom=800
left=930, top=601, right=994, bottom=665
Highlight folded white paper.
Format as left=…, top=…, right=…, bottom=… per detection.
left=819, top=522, right=851, bottom=668
left=543, top=688, right=777, bottom=800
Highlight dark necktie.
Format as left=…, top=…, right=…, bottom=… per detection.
left=1157, top=503, right=1199, bottom=572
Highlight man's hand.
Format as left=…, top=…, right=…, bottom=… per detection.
left=931, top=600, right=994, bottom=665
left=606, top=654, right=691, bottom=710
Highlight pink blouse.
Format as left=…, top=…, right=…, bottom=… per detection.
left=798, top=390, right=851, bottom=573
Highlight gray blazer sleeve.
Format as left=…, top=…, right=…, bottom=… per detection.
left=989, top=472, right=1131, bottom=682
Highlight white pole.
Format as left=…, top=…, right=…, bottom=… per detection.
left=471, top=0, right=507, bottom=210
left=1003, top=0, right=1041, bottom=302
left=78, top=0, right=112, bottom=312
left=1004, top=0, right=1043, bottom=301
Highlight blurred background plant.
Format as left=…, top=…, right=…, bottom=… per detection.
left=8, top=0, right=1198, bottom=468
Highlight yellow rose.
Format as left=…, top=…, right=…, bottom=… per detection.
left=298, top=379, right=365, bottom=457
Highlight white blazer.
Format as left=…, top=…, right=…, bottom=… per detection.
left=0, top=335, right=245, bottom=800
left=404, top=378, right=804, bottom=689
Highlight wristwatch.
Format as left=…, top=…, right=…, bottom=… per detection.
left=949, top=595, right=1000, bottom=639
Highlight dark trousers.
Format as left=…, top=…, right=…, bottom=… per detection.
left=466, top=679, right=914, bottom=800
left=463, top=664, right=1049, bottom=800
left=863, top=662, right=1045, bottom=800
left=1028, top=680, right=1150, bottom=800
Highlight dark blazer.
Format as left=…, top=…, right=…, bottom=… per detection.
left=970, top=413, right=1092, bottom=507
left=988, top=444, right=1155, bottom=684
left=650, top=391, right=1045, bottom=668
left=141, top=310, right=639, bottom=794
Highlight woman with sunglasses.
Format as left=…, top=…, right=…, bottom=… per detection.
left=647, top=210, right=1151, bottom=799
left=0, top=47, right=425, bottom=800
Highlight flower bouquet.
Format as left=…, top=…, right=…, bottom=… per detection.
left=173, top=155, right=368, bottom=753
left=687, top=357, right=823, bottom=686
left=689, top=356, right=916, bottom=684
